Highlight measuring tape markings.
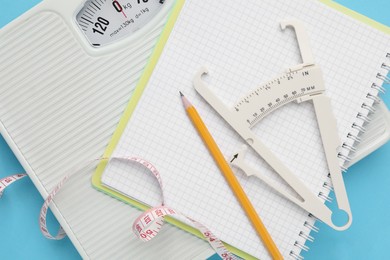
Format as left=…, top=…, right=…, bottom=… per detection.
left=39, top=174, right=70, bottom=240
left=1, top=156, right=237, bottom=259
left=120, top=156, right=237, bottom=260
left=0, top=173, right=28, bottom=198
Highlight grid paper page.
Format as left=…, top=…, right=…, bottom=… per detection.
left=102, top=0, right=390, bottom=258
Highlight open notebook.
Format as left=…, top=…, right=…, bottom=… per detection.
left=95, top=0, right=390, bottom=259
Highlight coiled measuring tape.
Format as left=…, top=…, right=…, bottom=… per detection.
left=1, top=156, right=236, bottom=260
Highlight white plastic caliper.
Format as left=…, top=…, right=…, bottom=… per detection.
left=193, top=20, right=352, bottom=230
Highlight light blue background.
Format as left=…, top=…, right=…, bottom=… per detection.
left=0, top=0, right=389, bottom=259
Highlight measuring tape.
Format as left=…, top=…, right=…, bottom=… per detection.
left=0, top=173, right=27, bottom=198
left=125, top=157, right=236, bottom=260
left=0, top=0, right=236, bottom=256
left=1, top=156, right=237, bottom=259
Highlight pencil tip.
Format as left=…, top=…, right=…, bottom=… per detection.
left=179, top=91, right=192, bottom=108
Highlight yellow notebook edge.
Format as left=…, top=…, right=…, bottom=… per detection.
left=92, top=0, right=389, bottom=259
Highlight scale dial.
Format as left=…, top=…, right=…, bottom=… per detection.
left=76, top=0, right=165, bottom=47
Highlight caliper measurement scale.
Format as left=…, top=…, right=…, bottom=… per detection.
left=194, top=20, right=352, bottom=231
left=76, top=0, right=166, bottom=47
left=234, top=69, right=322, bottom=127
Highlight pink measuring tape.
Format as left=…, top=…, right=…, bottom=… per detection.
left=1, top=156, right=237, bottom=259
left=0, top=173, right=28, bottom=198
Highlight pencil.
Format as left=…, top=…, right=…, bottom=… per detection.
left=180, top=92, right=283, bottom=260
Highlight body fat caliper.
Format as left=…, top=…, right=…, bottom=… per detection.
left=193, top=20, right=352, bottom=230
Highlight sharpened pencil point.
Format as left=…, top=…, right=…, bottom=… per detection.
left=180, top=92, right=192, bottom=109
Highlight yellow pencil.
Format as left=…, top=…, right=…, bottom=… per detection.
left=180, top=92, right=283, bottom=260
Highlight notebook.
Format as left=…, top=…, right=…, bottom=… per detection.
left=93, top=0, right=390, bottom=259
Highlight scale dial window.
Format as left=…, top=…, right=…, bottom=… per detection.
left=76, top=0, right=165, bottom=47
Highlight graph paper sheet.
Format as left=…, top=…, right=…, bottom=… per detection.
left=102, top=0, right=389, bottom=258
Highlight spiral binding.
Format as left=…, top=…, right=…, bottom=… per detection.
left=346, top=132, right=362, bottom=143
left=342, top=143, right=357, bottom=153
left=377, top=73, right=390, bottom=84
left=339, top=53, right=389, bottom=166
left=299, top=231, right=314, bottom=242
left=382, top=63, right=390, bottom=71
left=294, top=241, right=309, bottom=251
left=371, top=83, right=386, bottom=94
left=361, top=103, right=376, bottom=113
left=337, top=152, right=352, bottom=162
left=290, top=251, right=304, bottom=260
left=366, top=93, right=381, bottom=104
left=290, top=53, right=389, bottom=260
left=356, top=112, right=372, bottom=123
left=303, top=221, right=319, bottom=232
left=322, top=182, right=333, bottom=192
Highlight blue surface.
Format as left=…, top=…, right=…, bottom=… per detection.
left=0, top=0, right=389, bottom=259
